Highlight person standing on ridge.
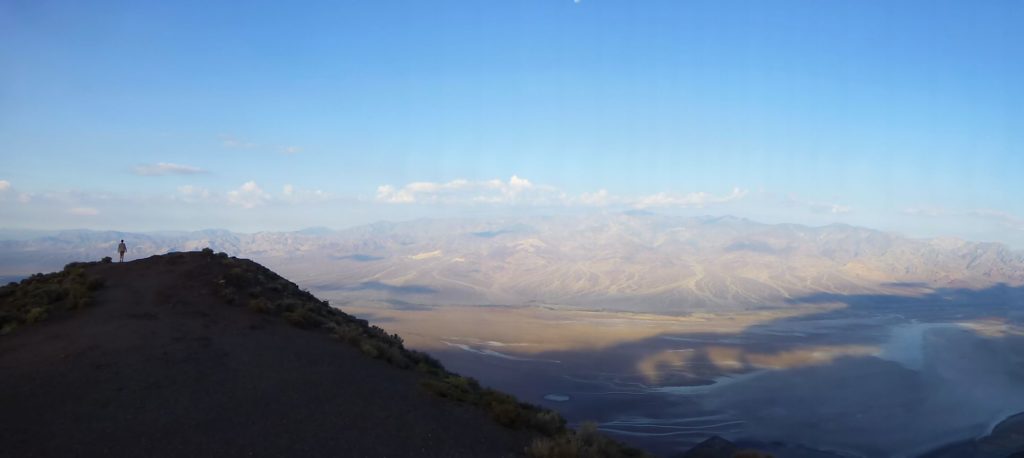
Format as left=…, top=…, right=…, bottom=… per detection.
left=117, top=240, right=127, bottom=263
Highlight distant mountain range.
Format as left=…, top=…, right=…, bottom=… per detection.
left=3, top=214, right=1023, bottom=313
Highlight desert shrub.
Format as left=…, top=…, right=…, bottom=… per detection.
left=277, top=298, right=303, bottom=313
left=201, top=247, right=214, bottom=255
left=420, top=376, right=469, bottom=401
left=66, top=283, right=90, bottom=309
left=378, top=343, right=412, bottom=368
left=223, top=267, right=249, bottom=287
left=217, top=285, right=238, bottom=305
left=86, top=277, right=105, bottom=291
left=24, top=306, right=49, bottom=324
left=283, top=306, right=325, bottom=329
left=488, top=396, right=524, bottom=428
left=331, top=324, right=366, bottom=344
left=216, top=252, right=228, bottom=258
left=532, top=409, right=567, bottom=436
left=526, top=422, right=647, bottom=458
left=32, top=284, right=67, bottom=305
left=359, top=341, right=380, bottom=358
left=408, top=350, right=445, bottom=373
left=248, top=297, right=273, bottom=314
left=101, top=256, right=112, bottom=264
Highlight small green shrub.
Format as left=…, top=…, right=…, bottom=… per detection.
left=331, top=324, right=365, bottom=344
left=283, top=306, right=325, bottom=328
left=223, top=268, right=249, bottom=287
left=526, top=422, right=648, bottom=458
left=100, top=256, right=112, bottom=264
left=248, top=297, right=273, bottom=314
left=532, top=410, right=567, bottom=436
left=25, top=306, right=49, bottom=324
left=408, top=349, right=445, bottom=372
left=66, top=284, right=90, bottom=309
left=33, top=284, right=67, bottom=304
left=359, top=341, right=380, bottom=358
left=201, top=247, right=214, bottom=255
left=379, top=344, right=411, bottom=368
left=86, top=277, right=105, bottom=291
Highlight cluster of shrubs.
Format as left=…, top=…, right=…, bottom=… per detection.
left=527, top=422, right=649, bottom=458
left=0, top=261, right=105, bottom=335
left=209, top=249, right=647, bottom=457
left=212, top=250, right=444, bottom=374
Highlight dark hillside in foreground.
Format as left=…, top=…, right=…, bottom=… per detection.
left=0, top=252, right=644, bottom=457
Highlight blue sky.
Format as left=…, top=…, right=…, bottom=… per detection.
left=1, top=1, right=1022, bottom=245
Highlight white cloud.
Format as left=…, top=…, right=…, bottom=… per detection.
left=578, top=189, right=611, bottom=206
left=376, top=185, right=413, bottom=203
left=176, top=185, right=212, bottom=203
left=376, top=175, right=566, bottom=205
left=220, top=134, right=257, bottom=149
left=633, top=187, right=748, bottom=209
left=508, top=175, right=532, bottom=189
left=134, top=162, right=205, bottom=176
left=809, top=202, right=852, bottom=214
left=227, top=181, right=270, bottom=208
left=376, top=176, right=748, bottom=210
left=68, top=207, right=99, bottom=216
left=785, top=193, right=852, bottom=215
left=0, top=180, right=31, bottom=203
left=281, top=146, right=302, bottom=155
left=279, top=184, right=331, bottom=204
left=969, top=209, right=1024, bottom=230
left=902, top=207, right=946, bottom=217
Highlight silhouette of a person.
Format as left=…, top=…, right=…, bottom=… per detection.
left=117, top=240, right=127, bottom=263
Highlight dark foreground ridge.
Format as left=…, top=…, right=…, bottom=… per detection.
left=0, top=251, right=647, bottom=457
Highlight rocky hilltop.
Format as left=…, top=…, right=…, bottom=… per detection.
left=0, top=251, right=645, bottom=457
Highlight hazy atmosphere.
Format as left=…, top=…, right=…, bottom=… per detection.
left=3, top=2, right=1024, bottom=458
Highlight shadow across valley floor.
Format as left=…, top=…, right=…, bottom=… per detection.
left=413, top=283, right=1024, bottom=457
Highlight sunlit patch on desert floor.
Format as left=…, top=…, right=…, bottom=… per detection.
left=635, top=344, right=879, bottom=384
left=340, top=301, right=847, bottom=354
left=959, top=317, right=1024, bottom=338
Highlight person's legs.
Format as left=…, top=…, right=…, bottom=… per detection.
left=119, top=253, right=124, bottom=262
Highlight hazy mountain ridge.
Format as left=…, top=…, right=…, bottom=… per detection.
left=3, top=214, right=1023, bottom=313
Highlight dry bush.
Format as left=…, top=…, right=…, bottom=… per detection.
left=526, top=422, right=648, bottom=458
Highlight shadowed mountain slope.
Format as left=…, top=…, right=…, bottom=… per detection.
left=0, top=252, right=641, bottom=457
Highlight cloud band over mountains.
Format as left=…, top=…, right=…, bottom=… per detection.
left=376, top=175, right=747, bottom=209
left=133, top=163, right=205, bottom=176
